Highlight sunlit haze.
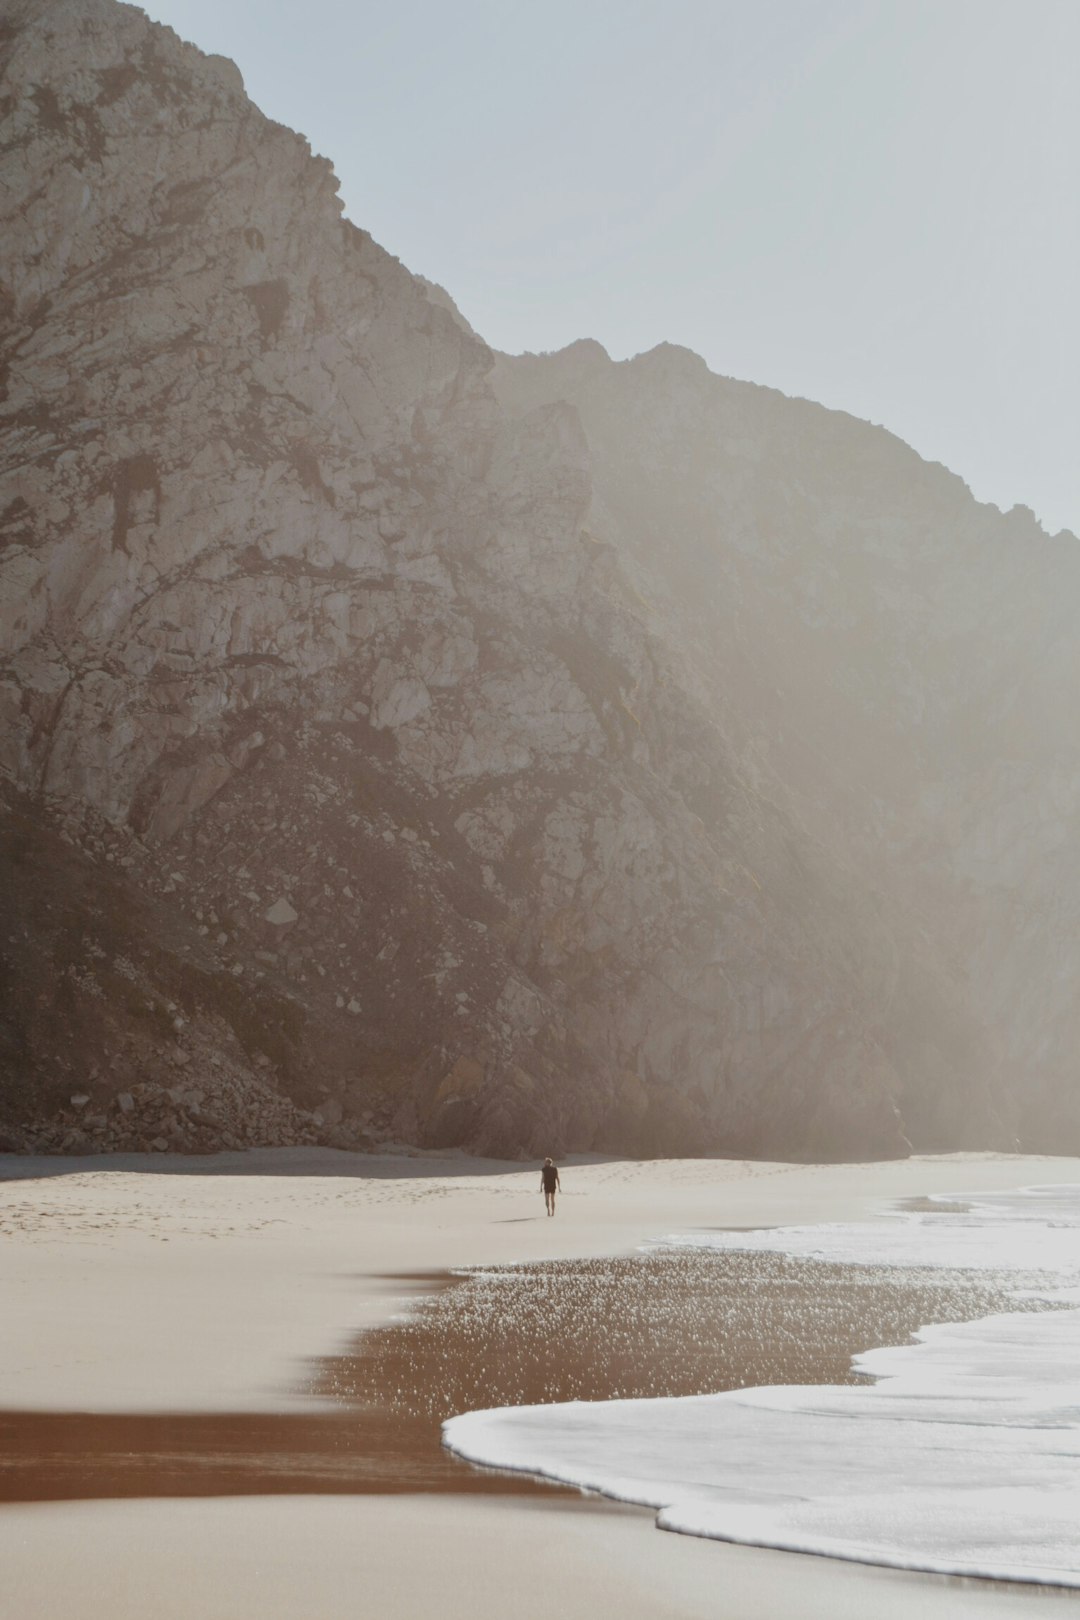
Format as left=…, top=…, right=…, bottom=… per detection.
left=140, top=0, right=1080, bottom=535
left=11, top=3, right=1080, bottom=1602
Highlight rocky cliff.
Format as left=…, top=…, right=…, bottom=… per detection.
left=1, top=0, right=1075, bottom=1160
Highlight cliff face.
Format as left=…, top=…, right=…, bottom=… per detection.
left=0, top=0, right=1074, bottom=1160
left=493, top=344, right=1080, bottom=1152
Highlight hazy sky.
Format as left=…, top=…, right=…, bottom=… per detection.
left=144, top=0, right=1080, bottom=535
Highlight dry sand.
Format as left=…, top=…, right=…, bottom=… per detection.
left=2, top=1147, right=1079, bottom=1617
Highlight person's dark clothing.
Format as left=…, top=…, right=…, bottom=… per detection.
left=541, top=1164, right=559, bottom=1193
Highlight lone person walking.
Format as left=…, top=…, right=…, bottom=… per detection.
left=540, top=1157, right=560, bottom=1217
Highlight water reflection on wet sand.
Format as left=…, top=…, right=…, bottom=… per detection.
left=0, top=1248, right=1056, bottom=1502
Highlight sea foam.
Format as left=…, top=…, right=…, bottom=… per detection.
left=444, top=1185, right=1080, bottom=1586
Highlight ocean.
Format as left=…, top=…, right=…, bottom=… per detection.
left=444, top=1184, right=1080, bottom=1588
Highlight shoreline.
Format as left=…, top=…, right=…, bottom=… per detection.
left=6, top=1244, right=1035, bottom=1505
left=3, top=1149, right=1080, bottom=1617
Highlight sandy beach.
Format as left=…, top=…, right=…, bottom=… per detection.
left=3, top=1148, right=1079, bottom=1618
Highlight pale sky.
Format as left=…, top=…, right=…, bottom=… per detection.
left=143, top=0, right=1080, bottom=536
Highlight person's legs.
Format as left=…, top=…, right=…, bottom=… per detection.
left=545, top=1190, right=555, bottom=1216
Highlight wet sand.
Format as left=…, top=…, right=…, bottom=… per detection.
left=3, top=1148, right=1080, bottom=1618
left=0, top=1248, right=1054, bottom=1503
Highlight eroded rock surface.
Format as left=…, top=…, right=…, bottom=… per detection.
left=0, top=0, right=1074, bottom=1158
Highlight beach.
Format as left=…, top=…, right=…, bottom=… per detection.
left=2, top=1148, right=1079, bottom=1618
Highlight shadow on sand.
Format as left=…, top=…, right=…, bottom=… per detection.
left=0, top=1146, right=640, bottom=1185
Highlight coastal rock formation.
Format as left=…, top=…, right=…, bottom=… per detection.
left=0, top=0, right=1076, bottom=1159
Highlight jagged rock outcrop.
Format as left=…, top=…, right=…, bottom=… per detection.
left=0, top=0, right=1076, bottom=1160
